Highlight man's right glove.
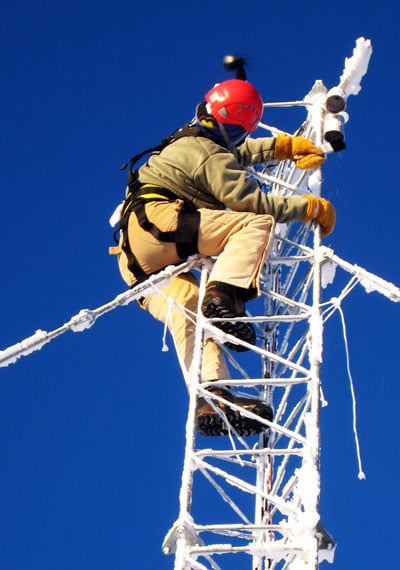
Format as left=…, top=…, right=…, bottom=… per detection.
left=274, top=133, right=325, bottom=169
left=302, top=195, right=336, bottom=237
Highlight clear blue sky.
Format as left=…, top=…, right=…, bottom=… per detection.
left=1, top=1, right=399, bottom=569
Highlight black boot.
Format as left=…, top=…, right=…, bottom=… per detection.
left=201, top=281, right=256, bottom=352
left=196, top=388, right=273, bottom=437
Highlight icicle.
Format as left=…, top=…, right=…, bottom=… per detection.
left=161, top=297, right=173, bottom=352
left=319, top=384, right=328, bottom=407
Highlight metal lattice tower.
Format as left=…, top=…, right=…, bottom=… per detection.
left=161, top=38, right=376, bottom=570
left=2, top=35, right=400, bottom=570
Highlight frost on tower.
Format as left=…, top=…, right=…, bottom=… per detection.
left=1, top=36, right=399, bottom=570
left=160, top=37, right=384, bottom=569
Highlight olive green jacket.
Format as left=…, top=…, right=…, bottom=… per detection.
left=137, top=135, right=309, bottom=223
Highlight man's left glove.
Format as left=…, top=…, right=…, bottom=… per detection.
left=301, top=195, right=336, bottom=237
left=274, top=133, right=325, bottom=169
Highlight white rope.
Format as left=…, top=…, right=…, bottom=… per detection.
left=335, top=300, right=366, bottom=480
left=0, top=257, right=204, bottom=368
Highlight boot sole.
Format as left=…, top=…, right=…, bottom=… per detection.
left=202, top=298, right=256, bottom=352
left=197, top=404, right=273, bottom=437
left=197, top=409, right=270, bottom=437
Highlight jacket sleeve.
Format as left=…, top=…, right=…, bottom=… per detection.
left=194, top=144, right=309, bottom=223
left=235, top=136, right=277, bottom=166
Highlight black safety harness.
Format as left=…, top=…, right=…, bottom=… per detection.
left=117, top=123, right=206, bottom=284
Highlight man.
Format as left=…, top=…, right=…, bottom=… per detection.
left=112, top=78, right=335, bottom=436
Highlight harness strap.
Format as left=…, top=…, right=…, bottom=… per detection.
left=122, top=235, right=148, bottom=284
left=116, top=124, right=208, bottom=286
left=119, top=186, right=200, bottom=285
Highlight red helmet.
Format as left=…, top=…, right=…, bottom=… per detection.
left=205, top=79, right=263, bottom=132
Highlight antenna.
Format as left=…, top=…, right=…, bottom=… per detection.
left=222, top=54, right=247, bottom=80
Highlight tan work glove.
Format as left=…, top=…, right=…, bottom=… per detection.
left=274, top=133, right=325, bottom=169
left=302, top=195, right=336, bottom=237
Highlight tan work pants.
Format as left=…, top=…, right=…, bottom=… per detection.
left=117, top=200, right=274, bottom=385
